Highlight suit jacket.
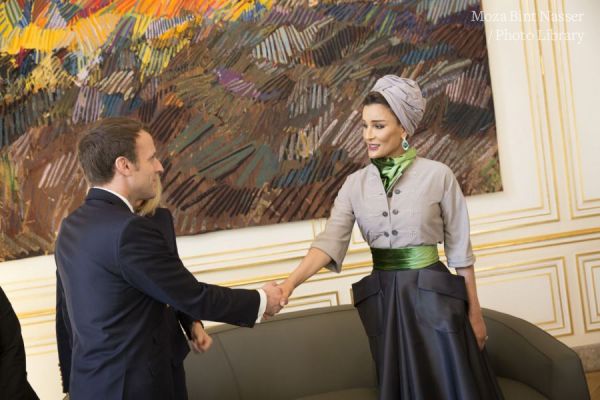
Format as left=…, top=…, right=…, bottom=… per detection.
left=0, top=286, right=39, bottom=400
left=311, top=157, right=475, bottom=271
left=56, top=207, right=194, bottom=398
left=148, top=208, right=194, bottom=367
left=55, top=189, right=259, bottom=400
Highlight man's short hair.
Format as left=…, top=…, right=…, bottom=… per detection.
left=78, top=117, right=143, bottom=185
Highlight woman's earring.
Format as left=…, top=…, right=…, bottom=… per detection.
left=402, top=137, right=410, bottom=151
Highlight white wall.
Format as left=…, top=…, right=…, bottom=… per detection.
left=1, top=0, right=599, bottom=398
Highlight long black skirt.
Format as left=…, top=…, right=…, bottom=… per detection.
left=352, top=262, right=504, bottom=400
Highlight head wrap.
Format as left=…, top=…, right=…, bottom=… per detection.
left=370, top=75, right=426, bottom=136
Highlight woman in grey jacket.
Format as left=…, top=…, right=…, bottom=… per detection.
left=279, top=75, right=503, bottom=400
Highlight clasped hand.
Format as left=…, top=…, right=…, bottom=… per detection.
left=261, top=281, right=294, bottom=320
left=191, top=280, right=293, bottom=354
left=190, top=321, right=213, bottom=353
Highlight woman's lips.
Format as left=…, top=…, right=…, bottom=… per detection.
left=368, top=144, right=380, bottom=151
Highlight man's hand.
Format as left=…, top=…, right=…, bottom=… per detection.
left=190, top=321, right=213, bottom=353
left=261, top=281, right=284, bottom=319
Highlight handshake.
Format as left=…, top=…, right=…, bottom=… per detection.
left=261, top=280, right=293, bottom=320
left=190, top=281, right=294, bottom=354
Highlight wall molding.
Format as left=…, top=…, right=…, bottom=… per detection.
left=576, top=251, right=600, bottom=332
left=13, top=226, right=600, bottom=323
left=476, top=256, right=572, bottom=336
left=547, top=0, right=600, bottom=219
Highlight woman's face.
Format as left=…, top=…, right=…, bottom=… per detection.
left=362, top=103, right=406, bottom=159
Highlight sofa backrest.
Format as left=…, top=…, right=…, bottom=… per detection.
left=184, top=305, right=377, bottom=400
left=185, top=305, right=589, bottom=400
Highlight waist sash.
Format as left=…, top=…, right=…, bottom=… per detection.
left=371, top=245, right=439, bottom=271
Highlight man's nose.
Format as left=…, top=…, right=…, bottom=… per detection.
left=156, top=159, right=164, bottom=174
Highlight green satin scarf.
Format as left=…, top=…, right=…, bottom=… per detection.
left=371, top=245, right=439, bottom=270
left=371, top=147, right=417, bottom=193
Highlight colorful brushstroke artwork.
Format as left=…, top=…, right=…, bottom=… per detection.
left=0, top=0, right=502, bottom=261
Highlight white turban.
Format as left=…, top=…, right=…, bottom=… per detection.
left=371, top=75, right=426, bottom=136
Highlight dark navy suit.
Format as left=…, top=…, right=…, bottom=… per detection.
left=56, top=207, right=195, bottom=398
left=55, top=189, right=259, bottom=399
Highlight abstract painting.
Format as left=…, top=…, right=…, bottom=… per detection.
left=0, top=0, right=501, bottom=261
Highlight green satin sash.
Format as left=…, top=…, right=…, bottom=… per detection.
left=371, top=147, right=417, bottom=193
left=371, top=245, right=439, bottom=271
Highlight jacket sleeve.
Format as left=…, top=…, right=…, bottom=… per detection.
left=440, top=168, right=476, bottom=268
left=149, top=209, right=197, bottom=338
left=118, top=216, right=259, bottom=327
left=310, top=175, right=356, bottom=273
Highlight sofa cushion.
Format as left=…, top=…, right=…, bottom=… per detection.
left=185, top=307, right=377, bottom=400
left=296, top=387, right=378, bottom=400
left=498, top=377, right=548, bottom=400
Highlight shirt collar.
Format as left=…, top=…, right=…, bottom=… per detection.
left=91, top=187, right=135, bottom=213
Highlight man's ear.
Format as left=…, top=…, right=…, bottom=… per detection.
left=114, top=156, right=133, bottom=177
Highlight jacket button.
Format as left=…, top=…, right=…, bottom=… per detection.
left=394, top=189, right=401, bottom=194
left=382, top=211, right=388, bottom=217
left=392, top=209, right=398, bottom=215
left=384, top=232, right=389, bottom=237
left=392, top=230, right=398, bottom=235
left=387, top=192, right=393, bottom=198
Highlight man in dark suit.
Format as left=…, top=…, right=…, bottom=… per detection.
left=0, top=286, right=39, bottom=399
left=55, top=117, right=283, bottom=399
left=56, top=206, right=213, bottom=399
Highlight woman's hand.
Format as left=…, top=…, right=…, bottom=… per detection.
left=468, top=308, right=488, bottom=350
left=278, top=281, right=295, bottom=307
left=456, top=266, right=487, bottom=350
left=277, top=248, right=332, bottom=308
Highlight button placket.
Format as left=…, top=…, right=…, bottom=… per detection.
left=379, top=205, right=391, bottom=242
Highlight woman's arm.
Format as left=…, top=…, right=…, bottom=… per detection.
left=279, top=248, right=332, bottom=304
left=439, top=168, right=485, bottom=348
left=455, top=265, right=487, bottom=350
left=279, top=176, right=355, bottom=305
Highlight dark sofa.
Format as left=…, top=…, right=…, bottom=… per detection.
left=184, top=305, right=589, bottom=399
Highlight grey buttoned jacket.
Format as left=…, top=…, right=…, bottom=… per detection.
left=311, top=157, right=476, bottom=272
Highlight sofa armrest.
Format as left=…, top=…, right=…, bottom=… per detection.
left=483, top=308, right=589, bottom=400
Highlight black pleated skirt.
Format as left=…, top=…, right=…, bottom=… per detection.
left=352, top=262, right=504, bottom=400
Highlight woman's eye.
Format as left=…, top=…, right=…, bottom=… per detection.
left=375, top=124, right=384, bottom=129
